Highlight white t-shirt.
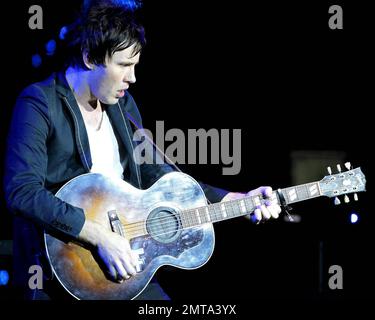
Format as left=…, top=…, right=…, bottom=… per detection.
left=86, top=111, right=124, bottom=179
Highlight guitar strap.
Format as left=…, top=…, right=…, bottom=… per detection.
left=276, top=189, right=294, bottom=221
left=125, top=112, right=184, bottom=172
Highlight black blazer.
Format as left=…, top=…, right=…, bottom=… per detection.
left=4, top=71, right=228, bottom=291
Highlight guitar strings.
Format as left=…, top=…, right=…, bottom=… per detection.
left=123, top=200, right=248, bottom=239
left=122, top=198, right=247, bottom=233
left=125, top=206, right=233, bottom=240
left=122, top=196, right=255, bottom=233
left=123, top=197, right=254, bottom=236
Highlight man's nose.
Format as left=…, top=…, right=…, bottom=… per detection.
left=124, top=67, right=136, bottom=84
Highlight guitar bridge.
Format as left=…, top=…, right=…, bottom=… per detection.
left=107, top=210, right=145, bottom=272
left=107, top=210, right=125, bottom=237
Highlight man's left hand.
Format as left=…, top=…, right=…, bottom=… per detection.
left=221, top=187, right=281, bottom=223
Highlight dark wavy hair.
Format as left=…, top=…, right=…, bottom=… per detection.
left=64, top=1, right=145, bottom=69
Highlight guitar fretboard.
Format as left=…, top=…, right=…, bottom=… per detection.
left=180, top=181, right=321, bottom=228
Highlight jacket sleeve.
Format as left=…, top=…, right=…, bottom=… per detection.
left=4, top=85, right=85, bottom=238
left=124, top=93, right=230, bottom=202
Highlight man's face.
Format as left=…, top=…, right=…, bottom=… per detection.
left=88, top=43, right=140, bottom=105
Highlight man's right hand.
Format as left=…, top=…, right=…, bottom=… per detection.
left=78, top=219, right=140, bottom=282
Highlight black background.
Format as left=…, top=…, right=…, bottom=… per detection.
left=0, top=0, right=374, bottom=305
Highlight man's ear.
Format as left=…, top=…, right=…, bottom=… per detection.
left=82, top=51, right=95, bottom=70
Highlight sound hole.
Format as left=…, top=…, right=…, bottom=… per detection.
left=146, top=206, right=181, bottom=243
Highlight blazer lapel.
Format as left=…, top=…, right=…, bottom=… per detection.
left=56, top=72, right=92, bottom=172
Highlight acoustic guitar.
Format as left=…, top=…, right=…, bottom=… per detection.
left=44, top=164, right=366, bottom=299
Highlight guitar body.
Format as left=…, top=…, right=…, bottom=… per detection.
left=45, top=172, right=214, bottom=300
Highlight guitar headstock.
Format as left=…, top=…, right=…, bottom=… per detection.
left=319, top=163, right=366, bottom=205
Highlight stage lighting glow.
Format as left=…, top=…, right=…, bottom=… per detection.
left=31, top=54, right=42, bottom=68
left=0, top=270, right=9, bottom=286
left=350, top=213, right=359, bottom=224
left=46, top=39, right=57, bottom=56
left=59, top=26, right=68, bottom=40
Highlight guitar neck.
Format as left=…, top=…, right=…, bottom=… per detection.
left=180, top=181, right=322, bottom=227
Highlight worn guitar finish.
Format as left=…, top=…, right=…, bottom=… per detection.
left=45, top=167, right=366, bottom=300
left=45, top=172, right=214, bottom=300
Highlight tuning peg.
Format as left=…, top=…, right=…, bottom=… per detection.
left=344, top=162, right=352, bottom=170
left=344, top=195, right=350, bottom=203
left=334, top=197, right=341, bottom=205
left=337, top=164, right=342, bottom=173
left=327, top=166, right=332, bottom=175
left=354, top=193, right=358, bottom=201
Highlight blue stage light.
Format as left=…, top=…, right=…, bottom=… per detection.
left=59, top=26, right=68, bottom=40
left=31, top=54, right=42, bottom=68
left=0, top=270, right=9, bottom=286
left=46, top=39, right=57, bottom=56
left=350, top=213, right=359, bottom=224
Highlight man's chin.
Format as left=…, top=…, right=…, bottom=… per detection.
left=100, top=97, right=119, bottom=105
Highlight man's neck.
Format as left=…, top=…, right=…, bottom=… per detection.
left=65, top=66, right=99, bottom=111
